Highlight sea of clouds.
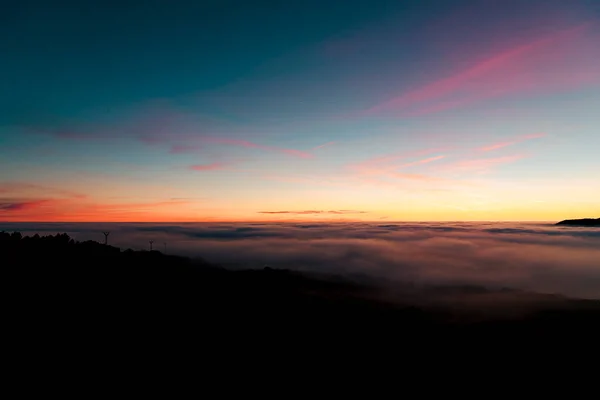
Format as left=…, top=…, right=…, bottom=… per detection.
left=2, top=221, right=600, bottom=299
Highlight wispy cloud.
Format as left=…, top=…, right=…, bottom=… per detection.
left=349, top=147, right=449, bottom=184
left=0, top=182, right=87, bottom=199
left=189, top=162, right=229, bottom=172
left=442, top=154, right=525, bottom=175
left=170, top=144, right=204, bottom=154
left=389, top=172, right=449, bottom=182
left=55, top=132, right=103, bottom=141
left=0, top=197, right=197, bottom=222
left=347, top=138, right=535, bottom=188
left=478, top=133, right=546, bottom=152
left=350, top=147, right=449, bottom=175
left=328, top=210, right=368, bottom=215
left=397, top=155, right=446, bottom=169
left=312, top=141, right=336, bottom=151
left=207, top=138, right=313, bottom=159
left=0, top=200, right=52, bottom=211
left=361, top=23, right=599, bottom=117
left=479, top=142, right=518, bottom=152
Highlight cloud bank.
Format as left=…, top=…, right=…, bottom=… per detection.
left=2, top=221, right=599, bottom=299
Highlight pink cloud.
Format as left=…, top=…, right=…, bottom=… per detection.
left=312, top=141, right=336, bottom=151
left=521, top=133, right=547, bottom=140
left=349, top=155, right=447, bottom=181
left=260, top=174, right=356, bottom=190
left=349, top=149, right=456, bottom=185
left=262, top=175, right=315, bottom=184
left=170, top=144, right=204, bottom=154
left=389, top=172, right=449, bottom=182
left=479, top=142, right=515, bottom=152
left=354, top=147, right=451, bottom=170
left=0, top=181, right=87, bottom=199
left=206, top=138, right=313, bottom=159
left=478, top=133, right=546, bottom=152
left=0, top=197, right=198, bottom=222
left=362, top=23, right=600, bottom=117
left=55, top=132, right=101, bottom=140
left=348, top=144, right=529, bottom=186
left=189, top=162, right=229, bottom=172
left=42, top=101, right=238, bottom=148
left=0, top=199, right=53, bottom=212
left=397, top=155, right=446, bottom=169
left=442, top=155, right=525, bottom=175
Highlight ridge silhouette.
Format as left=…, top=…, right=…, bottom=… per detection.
left=3, top=230, right=600, bottom=363
left=556, top=217, right=600, bottom=226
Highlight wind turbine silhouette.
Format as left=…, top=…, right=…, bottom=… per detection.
left=102, top=232, right=110, bottom=245
left=149, top=240, right=154, bottom=251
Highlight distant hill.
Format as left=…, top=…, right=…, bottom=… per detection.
left=556, top=218, right=600, bottom=226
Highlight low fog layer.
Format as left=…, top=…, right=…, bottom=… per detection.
left=3, top=222, right=599, bottom=299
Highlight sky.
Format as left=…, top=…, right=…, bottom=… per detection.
left=1, top=0, right=599, bottom=222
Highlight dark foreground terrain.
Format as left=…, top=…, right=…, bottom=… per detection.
left=3, top=231, right=600, bottom=369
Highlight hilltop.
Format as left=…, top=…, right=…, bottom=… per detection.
left=556, top=218, right=600, bottom=226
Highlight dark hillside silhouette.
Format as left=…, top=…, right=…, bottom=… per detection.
left=556, top=218, right=600, bottom=226
left=3, top=231, right=600, bottom=363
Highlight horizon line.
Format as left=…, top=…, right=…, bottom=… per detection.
left=0, top=219, right=573, bottom=224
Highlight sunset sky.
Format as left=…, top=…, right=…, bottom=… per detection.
left=1, top=0, right=599, bottom=222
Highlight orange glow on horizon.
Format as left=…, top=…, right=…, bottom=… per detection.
left=2, top=199, right=597, bottom=223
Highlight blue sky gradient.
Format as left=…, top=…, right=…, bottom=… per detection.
left=1, top=0, right=599, bottom=221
